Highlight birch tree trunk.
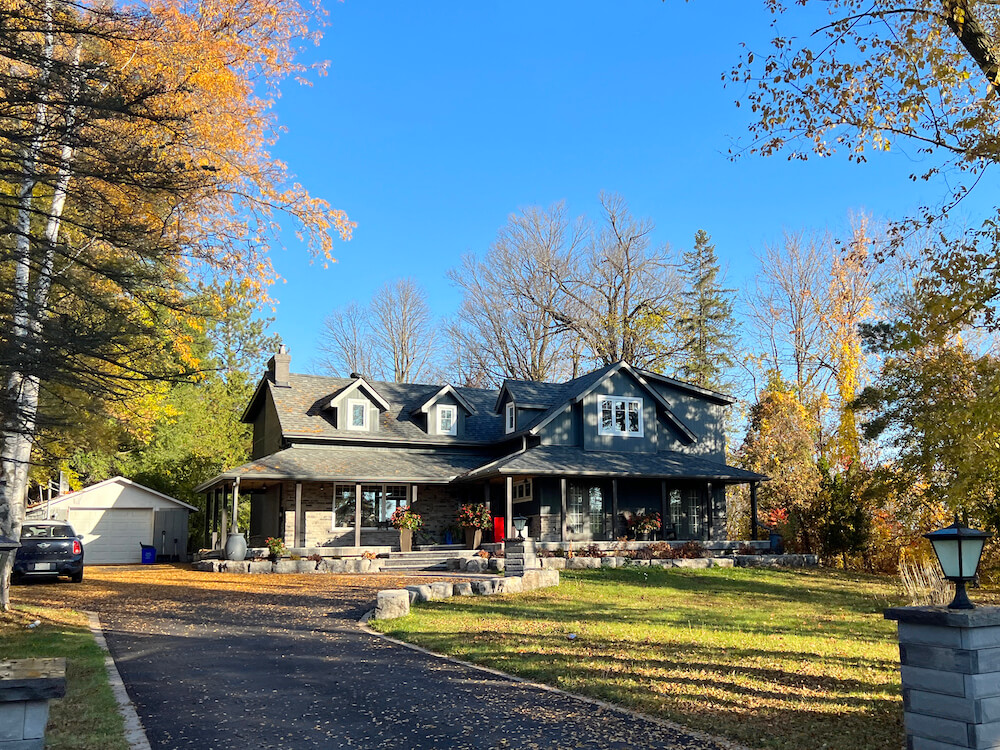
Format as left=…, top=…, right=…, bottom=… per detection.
left=0, top=18, right=81, bottom=611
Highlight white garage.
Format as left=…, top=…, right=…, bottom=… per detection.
left=29, top=477, right=197, bottom=564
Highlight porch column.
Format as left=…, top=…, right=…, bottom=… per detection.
left=505, top=476, right=513, bottom=540
left=706, top=482, right=714, bottom=537
left=354, top=483, right=362, bottom=547
left=203, top=492, right=210, bottom=548
left=660, top=481, right=668, bottom=539
left=294, top=481, right=303, bottom=547
left=220, top=485, right=228, bottom=544
left=231, top=478, right=240, bottom=534
left=611, top=479, right=619, bottom=540
left=560, top=477, right=568, bottom=542
left=750, top=482, right=759, bottom=540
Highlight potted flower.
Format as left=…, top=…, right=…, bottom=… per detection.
left=761, top=507, right=789, bottom=554
left=632, top=512, right=662, bottom=541
left=457, top=503, right=493, bottom=549
left=391, top=506, right=423, bottom=553
left=264, top=536, right=287, bottom=563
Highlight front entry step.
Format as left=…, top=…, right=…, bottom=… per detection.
left=380, top=548, right=477, bottom=571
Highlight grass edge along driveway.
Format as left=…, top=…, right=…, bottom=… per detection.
left=371, top=567, right=904, bottom=750
left=0, top=605, right=128, bottom=750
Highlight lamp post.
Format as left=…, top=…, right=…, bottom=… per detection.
left=512, top=515, right=527, bottom=541
left=924, top=515, right=991, bottom=610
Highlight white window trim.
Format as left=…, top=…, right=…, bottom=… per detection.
left=598, top=396, right=643, bottom=437
left=347, top=398, right=369, bottom=431
left=512, top=478, right=533, bottom=504
left=438, top=405, right=458, bottom=436
left=505, top=402, right=515, bottom=434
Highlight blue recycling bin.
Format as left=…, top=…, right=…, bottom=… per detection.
left=140, top=544, right=156, bottom=564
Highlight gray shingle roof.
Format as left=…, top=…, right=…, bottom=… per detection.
left=459, top=445, right=767, bottom=483
left=194, top=446, right=496, bottom=490
left=265, top=374, right=506, bottom=445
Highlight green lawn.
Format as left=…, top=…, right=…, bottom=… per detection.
left=372, top=567, right=905, bottom=750
left=0, top=606, right=127, bottom=750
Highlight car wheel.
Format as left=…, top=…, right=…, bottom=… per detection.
left=70, top=571, right=83, bottom=583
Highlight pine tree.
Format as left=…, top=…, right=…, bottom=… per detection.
left=677, top=230, right=738, bottom=389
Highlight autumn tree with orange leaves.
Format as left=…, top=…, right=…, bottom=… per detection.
left=0, top=0, right=351, bottom=609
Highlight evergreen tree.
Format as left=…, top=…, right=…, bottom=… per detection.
left=677, top=231, right=738, bottom=389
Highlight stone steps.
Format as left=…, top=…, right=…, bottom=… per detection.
left=380, top=549, right=473, bottom=571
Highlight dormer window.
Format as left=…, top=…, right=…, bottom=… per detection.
left=598, top=396, right=642, bottom=437
left=438, top=405, right=457, bottom=436
left=505, top=402, right=515, bottom=434
left=347, top=399, right=369, bottom=431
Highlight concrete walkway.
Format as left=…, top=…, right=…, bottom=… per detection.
left=20, top=566, right=747, bottom=750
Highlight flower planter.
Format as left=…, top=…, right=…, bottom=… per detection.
left=464, top=528, right=482, bottom=549
left=399, top=528, right=413, bottom=553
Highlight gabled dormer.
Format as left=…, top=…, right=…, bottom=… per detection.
left=327, top=376, right=391, bottom=433
left=494, top=380, right=557, bottom=435
left=411, top=384, right=477, bottom=437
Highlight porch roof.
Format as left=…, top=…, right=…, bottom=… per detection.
left=193, top=446, right=496, bottom=492
left=457, top=445, right=767, bottom=484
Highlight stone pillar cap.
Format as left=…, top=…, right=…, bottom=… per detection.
left=885, top=605, right=1000, bottom=627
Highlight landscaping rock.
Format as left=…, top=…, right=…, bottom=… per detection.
left=321, top=558, right=347, bottom=574
left=374, top=590, right=410, bottom=620
left=710, top=558, right=734, bottom=568
left=472, top=579, right=497, bottom=595
left=488, top=558, right=505, bottom=572
left=495, top=577, right=523, bottom=594
left=429, top=582, right=453, bottom=600
left=540, top=558, right=566, bottom=570
left=521, top=570, right=541, bottom=591
left=735, top=554, right=819, bottom=568
left=539, top=569, right=559, bottom=587
left=600, top=556, right=620, bottom=568
left=464, top=557, right=487, bottom=573
left=247, top=561, right=271, bottom=574
left=567, top=557, right=601, bottom=569
left=453, top=582, right=474, bottom=596
left=446, top=558, right=463, bottom=571
left=406, top=584, right=433, bottom=603
left=296, top=560, right=317, bottom=573
left=672, top=558, right=711, bottom=569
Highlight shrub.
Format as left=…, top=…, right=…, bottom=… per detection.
left=578, top=544, right=604, bottom=558
left=307, top=553, right=322, bottom=562
left=457, top=503, right=493, bottom=529
left=362, top=550, right=378, bottom=560
left=678, top=541, right=706, bottom=559
left=264, top=537, right=287, bottom=559
left=391, top=506, right=423, bottom=530
left=646, top=542, right=679, bottom=559
left=737, top=544, right=759, bottom=556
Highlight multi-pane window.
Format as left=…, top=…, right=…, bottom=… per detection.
left=688, top=489, right=702, bottom=537
left=598, top=396, right=643, bottom=437
left=359, top=484, right=408, bottom=527
left=333, top=485, right=356, bottom=528
left=439, top=405, right=457, bottom=435
left=512, top=478, right=532, bottom=503
left=347, top=399, right=368, bottom=430
left=505, top=402, right=515, bottom=434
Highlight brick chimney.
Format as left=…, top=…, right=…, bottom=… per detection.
left=267, top=344, right=291, bottom=387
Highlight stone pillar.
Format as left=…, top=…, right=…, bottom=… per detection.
left=885, top=605, right=1000, bottom=750
left=0, top=658, right=66, bottom=750
left=505, top=540, right=539, bottom=577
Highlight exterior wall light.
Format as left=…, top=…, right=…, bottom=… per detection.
left=512, top=516, right=527, bottom=541
left=924, top=516, right=991, bottom=610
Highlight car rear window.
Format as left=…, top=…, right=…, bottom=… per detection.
left=21, top=524, right=75, bottom=539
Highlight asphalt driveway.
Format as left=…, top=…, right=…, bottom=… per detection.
left=18, top=565, right=745, bottom=750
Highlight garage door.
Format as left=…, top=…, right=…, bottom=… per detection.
left=68, top=509, right=154, bottom=564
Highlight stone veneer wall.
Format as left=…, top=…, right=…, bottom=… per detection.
left=277, top=481, right=464, bottom=548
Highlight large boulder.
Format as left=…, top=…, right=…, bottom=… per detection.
left=374, top=590, right=410, bottom=620
left=429, top=582, right=454, bottom=600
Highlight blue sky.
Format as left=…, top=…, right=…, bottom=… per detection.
left=265, top=0, right=992, bottom=373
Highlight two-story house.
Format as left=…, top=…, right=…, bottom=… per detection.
left=194, top=349, right=765, bottom=550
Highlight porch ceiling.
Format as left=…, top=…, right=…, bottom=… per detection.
left=193, top=446, right=495, bottom=492
left=457, top=444, right=767, bottom=484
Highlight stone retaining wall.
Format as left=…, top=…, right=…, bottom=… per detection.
left=454, top=554, right=817, bottom=573
left=373, top=569, right=561, bottom=621
left=193, top=558, right=383, bottom=574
